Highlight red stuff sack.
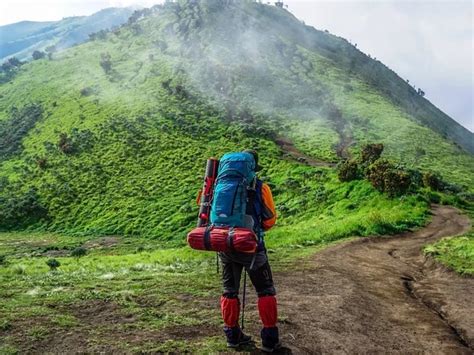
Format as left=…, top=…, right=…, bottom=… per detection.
left=187, top=226, right=257, bottom=253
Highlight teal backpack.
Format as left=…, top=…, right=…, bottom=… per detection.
left=210, top=152, right=256, bottom=228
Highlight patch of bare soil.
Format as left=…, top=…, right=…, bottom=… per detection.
left=275, top=137, right=336, bottom=168
left=270, top=205, right=472, bottom=354
left=82, top=236, right=120, bottom=250
left=5, top=299, right=220, bottom=354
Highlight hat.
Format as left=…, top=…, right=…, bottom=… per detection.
left=243, top=149, right=262, bottom=171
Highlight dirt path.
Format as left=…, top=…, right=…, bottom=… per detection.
left=275, top=137, right=336, bottom=168
left=268, top=205, right=472, bottom=354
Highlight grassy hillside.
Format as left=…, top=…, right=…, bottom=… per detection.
left=0, top=0, right=472, bottom=239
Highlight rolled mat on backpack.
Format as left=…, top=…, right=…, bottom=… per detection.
left=187, top=226, right=257, bottom=253
left=197, top=158, right=219, bottom=227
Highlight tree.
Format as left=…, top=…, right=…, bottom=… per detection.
left=7, top=57, right=22, bottom=67
left=45, top=45, right=57, bottom=60
left=46, top=259, right=60, bottom=270
left=100, top=53, right=112, bottom=74
left=32, top=50, right=46, bottom=60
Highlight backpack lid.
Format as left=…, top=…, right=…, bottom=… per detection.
left=218, top=152, right=256, bottom=182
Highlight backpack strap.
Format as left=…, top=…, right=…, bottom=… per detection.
left=254, top=180, right=264, bottom=229
left=204, top=225, right=213, bottom=251
left=227, top=227, right=235, bottom=251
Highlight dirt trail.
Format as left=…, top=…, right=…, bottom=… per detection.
left=275, top=137, right=336, bottom=168
left=260, top=205, right=472, bottom=354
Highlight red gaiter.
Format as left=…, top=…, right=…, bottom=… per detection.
left=258, top=295, right=278, bottom=328
left=221, top=296, right=240, bottom=327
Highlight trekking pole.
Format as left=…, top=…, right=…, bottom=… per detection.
left=216, top=253, right=219, bottom=274
left=241, top=271, right=247, bottom=330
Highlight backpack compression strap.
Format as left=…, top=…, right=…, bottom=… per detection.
left=204, top=225, right=213, bottom=250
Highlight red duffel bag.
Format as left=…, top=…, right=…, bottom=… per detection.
left=187, top=226, right=258, bottom=253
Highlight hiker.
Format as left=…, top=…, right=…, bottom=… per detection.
left=218, top=150, right=280, bottom=352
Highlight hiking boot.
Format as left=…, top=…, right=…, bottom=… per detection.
left=261, top=327, right=281, bottom=353
left=224, top=326, right=252, bottom=348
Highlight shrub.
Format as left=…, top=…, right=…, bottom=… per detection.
left=37, top=157, right=47, bottom=169
left=45, top=45, right=56, bottom=60
left=58, top=133, right=75, bottom=154
left=366, top=159, right=413, bottom=196
left=337, top=160, right=360, bottom=182
left=8, top=57, right=22, bottom=67
left=0, top=103, right=43, bottom=160
left=360, top=143, right=384, bottom=165
left=46, top=258, right=60, bottom=270
left=366, top=159, right=392, bottom=192
left=100, top=53, right=112, bottom=74
left=383, top=168, right=412, bottom=197
left=422, top=172, right=445, bottom=191
left=80, top=87, right=94, bottom=96
left=32, top=50, right=46, bottom=60
left=0, top=188, right=49, bottom=230
left=71, top=247, right=87, bottom=258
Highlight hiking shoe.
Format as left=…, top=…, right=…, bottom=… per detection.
left=261, top=342, right=282, bottom=353
left=261, top=327, right=280, bottom=353
left=224, top=326, right=252, bottom=348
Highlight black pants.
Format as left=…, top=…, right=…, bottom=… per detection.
left=219, top=251, right=276, bottom=297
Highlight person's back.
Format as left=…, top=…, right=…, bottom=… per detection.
left=217, top=150, right=280, bottom=352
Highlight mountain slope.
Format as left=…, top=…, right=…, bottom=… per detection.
left=0, top=0, right=472, bottom=238
left=0, top=7, right=136, bottom=61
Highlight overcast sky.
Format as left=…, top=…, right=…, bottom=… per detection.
left=1, top=0, right=472, bottom=131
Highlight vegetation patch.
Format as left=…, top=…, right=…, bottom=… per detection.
left=425, top=230, right=474, bottom=275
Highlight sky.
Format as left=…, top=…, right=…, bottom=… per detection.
left=0, top=0, right=472, bottom=131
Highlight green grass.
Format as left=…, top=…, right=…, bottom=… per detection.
left=424, top=230, right=474, bottom=275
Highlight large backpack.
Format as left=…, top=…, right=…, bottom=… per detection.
left=210, top=152, right=256, bottom=228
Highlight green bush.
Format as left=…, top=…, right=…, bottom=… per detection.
left=366, top=159, right=392, bottom=192
left=0, top=104, right=43, bottom=160
left=366, top=159, right=412, bottom=197
left=383, top=168, right=412, bottom=197
left=360, top=143, right=384, bottom=165
left=32, top=50, right=46, bottom=60
left=337, top=160, right=360, bottom=182
left=71, top=247, right=87, bottom=258
left=0, top=188, right=49, bottom=230
left=422, top=171, right=445, bottom=191
left=58, top=133, right=75, bottom=154
left=46, top=258, right=61, bottom=270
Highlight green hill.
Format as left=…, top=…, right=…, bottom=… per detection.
left=0, top=0, right=472, bottom=241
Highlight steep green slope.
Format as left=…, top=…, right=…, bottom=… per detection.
left=0, top=0, right=472, bottom=238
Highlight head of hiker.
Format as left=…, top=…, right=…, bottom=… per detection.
left=216, top=150, right=279, bottom=351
